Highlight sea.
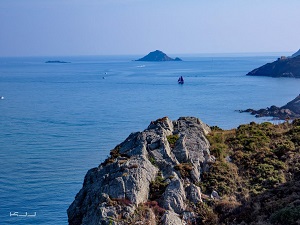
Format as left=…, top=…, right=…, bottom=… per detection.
left=0, top=53, right=299, bottom=224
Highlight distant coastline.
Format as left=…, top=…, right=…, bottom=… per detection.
left=246, top=49, right=300, bottom=78
left=45, top=60, right=70, bottom=64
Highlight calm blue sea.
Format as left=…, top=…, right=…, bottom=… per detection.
left=0, top=54, right=299, bottom=224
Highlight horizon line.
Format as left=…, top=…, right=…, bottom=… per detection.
left=0, top=51, right=294, bottom=58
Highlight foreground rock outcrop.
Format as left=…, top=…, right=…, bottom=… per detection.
left=239, top=94, right=300, bottom=120
left=247, top=55, right=300, bottom=78
left=68, top=117, right=214, bottom=225
left=135, top=50, right=182, bottom=62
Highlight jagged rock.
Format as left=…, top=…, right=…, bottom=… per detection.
left=186, top=183, right=202, bottom=204
left=182, top=211, right=197, bottom=224
left=68, top=116, right=213, bottom=225
left=162, top=175, right=186, bottom=213
left=161, top=211, right=184, bottom=225
left=99, top=206, right=118, bottom=220
left=172, top=135, right=189, bottom=163
left=211, top=190, right=221, bottom=199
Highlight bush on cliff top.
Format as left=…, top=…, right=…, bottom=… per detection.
left=203, top=120, right=300, bottom=224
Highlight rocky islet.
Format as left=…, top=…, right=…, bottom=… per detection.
left=135, top=50, right=182, bottom=62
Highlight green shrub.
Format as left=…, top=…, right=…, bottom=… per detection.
left=195, top=202, right=218, bottom=225
left=292, top=118, right=300, bottom=126
left=273, top=140, right=295, bottom=158
left=166, top=134, right=179, bottom=148
left=210, top=143, right=228, bottom=160
left=210, top=126, right=223, bottom=131
left=148, top=156, right=157, bottom=167
left=200, top=161, right=240, bottom=196
left=149, top=172, right=168, bottom=200
left=270, top=206, right=300, bottom=225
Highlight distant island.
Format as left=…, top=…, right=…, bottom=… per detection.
left=45, top=60, right=70, bottom=63
left=135, top=50, right=182, bottom=62
left=246, top=49, right=300, bottom=78
left=239, top=94, right=300, bottom=120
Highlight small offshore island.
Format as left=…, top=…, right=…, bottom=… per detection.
left=68, top=117, right=300, bottom=225
left=136, top=50, right=182, bottom=62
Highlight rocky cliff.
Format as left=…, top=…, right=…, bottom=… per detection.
left=292, top=49, right=300, bottom=57
left=135, top=50, right=182, bottom=62
left=68, top=117, right=214, bottom=225
left=247, top=55, right=300, bottom=78
left=68, top=117, right=300, bottom=225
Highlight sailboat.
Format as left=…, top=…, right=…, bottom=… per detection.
left=178, top=76, right=184, bottom=84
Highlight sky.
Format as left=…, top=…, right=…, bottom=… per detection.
left=1, top=0, right=299, bottom=57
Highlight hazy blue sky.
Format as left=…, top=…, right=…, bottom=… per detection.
left=1, top=0, right=299, bottom=56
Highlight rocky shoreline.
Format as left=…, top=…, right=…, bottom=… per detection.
left=239, top=94, right=300, bottom=120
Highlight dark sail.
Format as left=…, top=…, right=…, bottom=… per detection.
left=178, top=76, right=184, bottom=84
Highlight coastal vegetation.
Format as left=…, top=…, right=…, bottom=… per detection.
left=166, top=134, right=179, bottom=148
left=149, top=172, right=168, bottom=200
left=200, top=119, right=300, bottom=224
